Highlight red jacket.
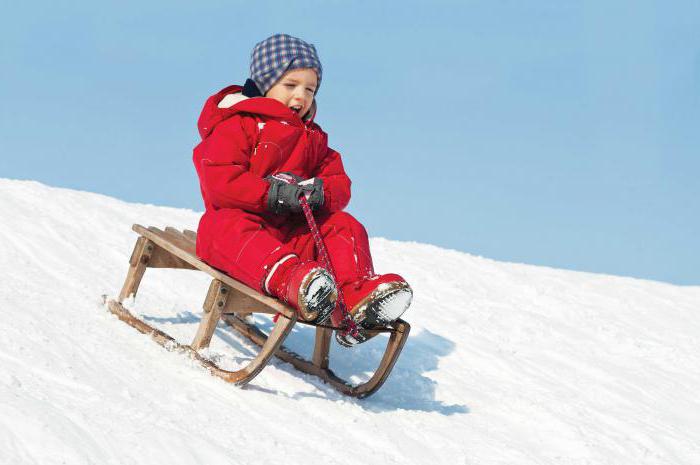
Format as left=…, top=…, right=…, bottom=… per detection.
left=193, top=85, right=351, bottom=217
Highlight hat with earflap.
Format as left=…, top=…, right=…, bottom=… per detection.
left=249, top=33, right=323, bottom=96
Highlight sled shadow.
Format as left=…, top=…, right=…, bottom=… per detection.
left=142, top=311, right=258, bottom=357
left=276, top=323, right=469, bottom=416
left=143, top=311, right=468, bottom=416
left=142, top=312, right=200, bottom=325
left=343, top=329, right=468, bottom=415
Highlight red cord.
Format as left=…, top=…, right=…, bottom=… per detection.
left=298, top=193, right=359, bottom=339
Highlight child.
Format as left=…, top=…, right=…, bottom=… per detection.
left=193, top=33, right=412, bottom=345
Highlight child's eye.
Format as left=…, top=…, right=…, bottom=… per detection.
left=306, top=88, right=314, bottom=93
left=284, top=83, right=295, bottom=88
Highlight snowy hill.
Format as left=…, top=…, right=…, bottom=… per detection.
left=1, top=178, right=699, bottom=465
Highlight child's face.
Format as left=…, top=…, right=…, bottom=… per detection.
left=265, top=68, right=318, bottom=118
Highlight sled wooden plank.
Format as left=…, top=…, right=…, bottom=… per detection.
left=183, top=229, right=197, bottom=242
left=221, top=314, right=336, bottom=385
left=191, top=279, right=228, bottom=350
left=107, top=299, right=297, bottom=386
left=144, top=227, right=197, bottom=269
left=221, top=292, right=280, bottom=316
left=148, top=243, right=196, bottom=270
left=163, top=227, right=194, bottom=250
left=351, top=319, right=411, bottom=397
left=128, top=236, right=147, bottom=267
left=118, top=237, right=153, bottom=302
left=164, top=226, right=185, bottom=237
left=232, top=313, right=297, bottom=384
left=312, top=327, right=332, bottom=369
left=150, top=226, right=197, bottom=256
left=132, top=224, right=295, bottom=319
left=222, top=314, right=411, bottom=398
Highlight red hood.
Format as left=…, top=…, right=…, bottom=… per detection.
left=197, top=85, right=318, bottom=139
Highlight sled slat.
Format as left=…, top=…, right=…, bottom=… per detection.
left=164, top=226, right=183, bottom=237
left=164, top=227, right=193, bottom=248
left=148, top=244, right=196, bottom=269
left=146, top=226, right=197, bottom=261
left=183, top=229, right=197, bottom=242
left=222, top=292, right=277, bottom=316
left=160, top=227, right=197, bottom=256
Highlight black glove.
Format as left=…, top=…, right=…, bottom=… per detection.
left=298, top=177, right=324, bottom=211
left=266, top=172, right=305, bottom=214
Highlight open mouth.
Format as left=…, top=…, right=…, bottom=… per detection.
left=290, top=105, right=303, bottom=115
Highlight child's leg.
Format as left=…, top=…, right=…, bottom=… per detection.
left=196, top=208, right=297, bottom=292
left=286, top=211, right=412, bottom=345
left=285, top=211, right=375, bottom=287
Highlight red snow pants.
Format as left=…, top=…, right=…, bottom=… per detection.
left=196, top=208, right=375, bottom=293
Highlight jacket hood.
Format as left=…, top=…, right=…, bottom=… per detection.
left=197, top=84, right=318, bottom=139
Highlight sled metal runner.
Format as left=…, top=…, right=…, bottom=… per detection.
left=106, top=224, right=410, bottom=398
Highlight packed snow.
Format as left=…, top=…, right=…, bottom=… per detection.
left=1, top=178, right=698, bottom=464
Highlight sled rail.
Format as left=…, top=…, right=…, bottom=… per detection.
left=105, top=224, right=410, bottom=398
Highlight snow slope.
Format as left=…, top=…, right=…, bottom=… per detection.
left=1, top=178, right=699, bottom=465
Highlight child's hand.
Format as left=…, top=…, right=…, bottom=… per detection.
left=265, top=173, right=324, bottom=214
left=265, top=173, right=304, bottom=214
left=298, top=178, right=324, bottom=210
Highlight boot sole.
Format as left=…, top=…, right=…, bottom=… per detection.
left=298, top=268, right=337, bottom=324
left=336, top=282, right=413, bottom=347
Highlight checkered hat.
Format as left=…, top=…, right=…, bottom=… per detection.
left=250, top=33, right=323, bottom=96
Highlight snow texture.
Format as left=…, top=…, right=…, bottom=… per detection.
left=1, top=178, right=699, bottom=464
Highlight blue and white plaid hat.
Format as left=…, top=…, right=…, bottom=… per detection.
left=250, top=33, right=323, bottom=96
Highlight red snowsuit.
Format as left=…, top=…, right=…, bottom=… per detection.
left=193, top=85, right=374, bottom=293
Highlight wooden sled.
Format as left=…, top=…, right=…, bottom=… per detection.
left=106, top=224, right=410, bottom=398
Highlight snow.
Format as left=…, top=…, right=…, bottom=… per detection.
left=1, top=177, right=699, bottom=465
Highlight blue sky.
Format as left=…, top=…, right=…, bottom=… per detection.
left=2, top=1, right=698, bottom=285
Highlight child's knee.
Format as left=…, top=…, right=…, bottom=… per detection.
left=324, top=211, right=366, bottom=235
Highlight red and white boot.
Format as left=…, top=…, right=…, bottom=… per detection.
left=265, top=255, right=337, bottom=324
left=336, top=273, right=413, bottom=346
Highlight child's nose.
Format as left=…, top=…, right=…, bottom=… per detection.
left=292, top=87, right=306, bottom=100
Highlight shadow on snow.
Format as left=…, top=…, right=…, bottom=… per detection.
left=141, top=311, right=468, bottom=416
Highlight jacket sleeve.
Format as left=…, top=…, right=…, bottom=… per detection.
left=313, top=143, right=352, bottom=213
left=194, top=115, right=269, bottom=213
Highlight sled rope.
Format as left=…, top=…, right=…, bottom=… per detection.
left=298, top=193, right=359, bottom=339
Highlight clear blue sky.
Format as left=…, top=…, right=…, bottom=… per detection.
left=2, top=1, right=698, bottom=285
